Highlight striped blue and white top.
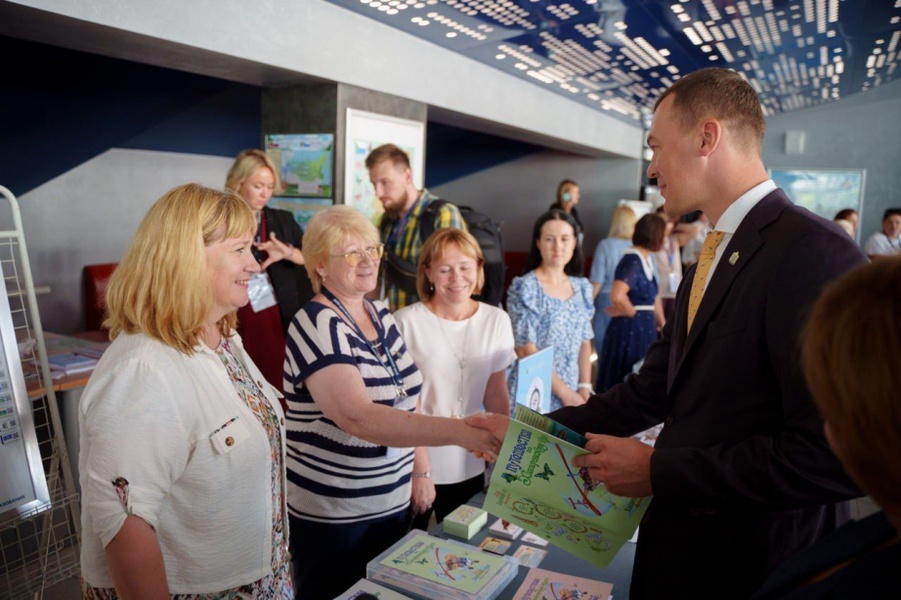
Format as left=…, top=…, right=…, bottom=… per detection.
left=283, top=299, right=422, bottom=524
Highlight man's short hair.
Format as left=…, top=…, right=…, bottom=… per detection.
left=365, top=143, right=411, bottom=171
left=655, top=67, right=765, bottom=155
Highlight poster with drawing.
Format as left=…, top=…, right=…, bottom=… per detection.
left=514, top=346, right=553, bottom=414
left=344, top=108, right=424, bottom=222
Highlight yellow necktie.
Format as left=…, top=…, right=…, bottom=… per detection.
left=687, top=231, right=725, bottom=332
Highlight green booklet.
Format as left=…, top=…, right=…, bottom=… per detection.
left=368, top=530, right=518, bottom=599
left=483, top=412, right=651, bottom=568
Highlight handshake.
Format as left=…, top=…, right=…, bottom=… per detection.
left=462, top=412, right=511, bottom=462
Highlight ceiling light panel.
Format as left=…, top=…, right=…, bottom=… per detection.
left=329, top=0, right=901, bottom=124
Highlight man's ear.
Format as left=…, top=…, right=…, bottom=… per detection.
left=698, top=119, right=722, bottom=157
left=403, top=167, right=414, bottom=186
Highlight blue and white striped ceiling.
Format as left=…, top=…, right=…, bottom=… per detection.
left=326, top=0, right=901, bottom=124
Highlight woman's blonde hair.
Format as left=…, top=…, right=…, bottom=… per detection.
left=225, top=149, right=282, bottom=195
left=607, top=205, right=638, bottom=239
left=104, top=183, right=256, bottom=353
left=302, top=205, right=380, bottom=293
left=801, top=257, right=901, bottom=513
left=416, top=228, right=485, bottom=302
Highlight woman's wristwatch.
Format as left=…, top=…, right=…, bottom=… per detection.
left=578, top=383, right=594, bottom=395
left=411, top=471, right=431, bottom=479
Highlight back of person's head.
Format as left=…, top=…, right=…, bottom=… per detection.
left=364, top=143, right=411, bottom=172
left=104, top=183, right=256, bottom=353
left=524, top=209, right=584, bottom=276
left=225, top=149, right=282, bottom=193
left=303, top=205, right=380, bottom=292
left=834, top=208, right=857, bottom=221
left=655, top=67, right=765, bottom=156
left=608, top=205, right=638, bottom=240
left=633, top=213, right=667, bottom=252
left=417, top=228, right=485, bottom=301
left=801, top=257, right=901, bottom=518
left=555, top=179, right=579, bottom=208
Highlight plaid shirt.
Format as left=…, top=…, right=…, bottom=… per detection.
left=378, top=189, right=466, bottom=311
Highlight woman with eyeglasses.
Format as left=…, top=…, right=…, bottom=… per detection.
left=282, top=205, right=502, bottom=600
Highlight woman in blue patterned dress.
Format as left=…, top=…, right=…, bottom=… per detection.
left=596, top=213, right=667, bottom=393
left=507, top=209, right=594, bottom=412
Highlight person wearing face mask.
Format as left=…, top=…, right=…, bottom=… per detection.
left=551, top=179, right=585, bottom=248
left=225, top=149, right=314, bottom=402
left=394, top=228, right=515, bottom=532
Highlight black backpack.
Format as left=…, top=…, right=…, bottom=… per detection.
left=383, top=199, right=506, bottom=307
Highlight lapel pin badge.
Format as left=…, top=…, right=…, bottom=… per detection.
left=728, top=252, right=739, bottom=265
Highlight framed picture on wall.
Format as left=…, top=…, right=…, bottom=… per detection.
left=268, top=197, right=333, bottom=232
left=344, top=109, right=425, bottom=223
left=768, top=168, right=866, bottom=239
left=265, top=133, right=334, bottom=198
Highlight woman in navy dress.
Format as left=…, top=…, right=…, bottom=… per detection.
left=596, top=213, right=667, bottom=393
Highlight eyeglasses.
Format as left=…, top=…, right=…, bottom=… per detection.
left=332, top=244, right=384, bottom=266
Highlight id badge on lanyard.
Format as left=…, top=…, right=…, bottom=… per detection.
left=248, top=272, right=278, bottom=312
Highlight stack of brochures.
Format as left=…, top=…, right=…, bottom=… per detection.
left=442, top=504, right=488, bottom=539
left=47, top=352, right=98, bottom=378
left=366, top=530, right=518, bottom=600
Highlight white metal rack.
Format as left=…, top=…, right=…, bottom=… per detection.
left=0, top=185, right=81, bottom=598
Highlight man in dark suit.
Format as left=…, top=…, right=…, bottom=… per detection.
left=473, top=67, right=867, bottom=599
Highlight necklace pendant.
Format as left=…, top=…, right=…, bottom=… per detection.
left=396, top=385, right=407, bottom=398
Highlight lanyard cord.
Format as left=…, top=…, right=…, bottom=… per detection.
left=253, top=210, right=268, bottom=264
left=320, top=286, right=407, bottom=395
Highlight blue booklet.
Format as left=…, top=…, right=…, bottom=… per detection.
left=514, top=346, right=553, bottom=414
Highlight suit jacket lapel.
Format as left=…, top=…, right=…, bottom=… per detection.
left=673, top=191, right=790, bottom=378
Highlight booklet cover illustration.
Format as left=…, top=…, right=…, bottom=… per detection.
left=483, top=416, right=651, bottom=568
left=515, top=346, right=554, bottom=414
left=369, top=530, right=517, bottom=599
left=511, top=567, right=613, bottom=600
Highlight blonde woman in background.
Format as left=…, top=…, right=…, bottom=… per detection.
left=589, top=205, right=637, bottom=358
left=395, top=228, right=515, bottom=532
left=225, top=149, right=313, bottom=402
